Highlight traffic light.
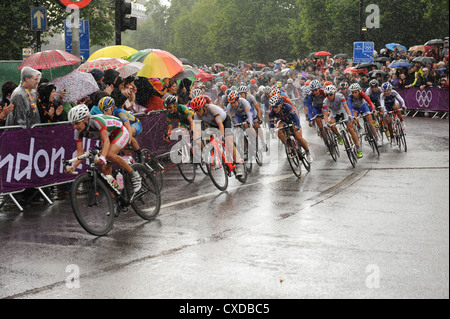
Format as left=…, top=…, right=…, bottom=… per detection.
left=116, top=0, right=137, bottom=32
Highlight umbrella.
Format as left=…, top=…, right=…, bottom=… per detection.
left=77, top=58, right=130, bottom=72
left=388, top=59, right=412, bottom=68
left=355, top=63, right=377, bottom=69
left=231, top=67, right=243, bottom=74
left=179, top=58, right=195, bottom=66
left=116, top=62, right=144, bottom=79
left=261, top=67, right=272, bottom=72
left=412, top=56, right=438, bottom=65
left=374, top=57, right=390, bottom=63
left=176, top=67, right=200, bottom=80
left=409, top=45, right=425, bottom=52
left=314, top=51, right=332, bottom=57
left=51, top=70, right=99, bottom=103
left=425, top=39, right=444, bottom=46
left=18, top=49, right=81, bottom=70
left=386, top=43, right=407, bottom=51
left=368, top=70, right=388, bottom=77
left=195, top=71, right=214, bottom=82
left=344, top=67, right=368, bottom=74
left=334, top=53, right=348, bottom=59
left=276, top=68, right=299, bottom=78
left=308, top=52, right=317, bottom=58
left=214, top=63, right=225, bottom=68
left=133, top=49, right=183, bottom=79
left=87, top=45, right=138, bottom=61
left=274, top=59, right=286, bottom=64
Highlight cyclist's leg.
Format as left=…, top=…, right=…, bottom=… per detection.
left=276, top=122, right=286, bottom=145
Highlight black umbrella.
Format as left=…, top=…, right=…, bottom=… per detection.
left=334, top=53, right=348, bottom=59
left=369, top=70, right=387, bottom=77
left=261, top=67, right=272, bottom=72
left=425, top=39, right=444, bottom=46
left=374, top=57, right=390, bottom=63
left=413, top=56, right=438, bottom=65
left=355, top=63, right=377, bottom=69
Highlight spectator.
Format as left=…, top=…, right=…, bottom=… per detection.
left=36, top=82, right=64, bottom=123
left=438, top=77, right=449, bottom=88
left=5, top=67, right=41, bottom=128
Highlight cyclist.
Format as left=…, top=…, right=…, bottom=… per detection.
left=365, top=79, right=382, bottom=109
left=66, top=104, right=142, bottom=193
left=301, top=83, right=311, bottom=121
left=190, top=95, right=244, bottom=176
left=347, top=83, right=382, bottom=147
left=307, top=80, right=328, bottom=142
left=269, top=94, right=313, bottom=164
left=164, top=95, right=194, bottom=141
left=98, top=96, right=144, bottom=162
left=379, top=82, right=407, bottom=136
left=237, top=85, right=262, bottom=122
left=323, top=85, right=363, bottom=159
left=338, top=82, right=349, bottom=100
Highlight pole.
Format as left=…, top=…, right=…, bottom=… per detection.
left=71, top=8, right=81, bottom=68
left=359, top=0, right=364, bottom=41
left=115, top=0, right=122, bottom=45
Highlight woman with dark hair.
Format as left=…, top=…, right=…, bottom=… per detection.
left=37, top=82, right=64, bottom=123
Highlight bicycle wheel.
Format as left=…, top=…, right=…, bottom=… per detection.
left=130, top=163, right=161, bottom=220
left=206, top=144, right=229, bottom=191
left=341, top=130, right=357, bottom=168
left=177, top=142, right=196, bottom=183
left=236, top=160, right=249, bottom=184
left=299, top=148, right=311, bottom=172
left=396, top=119, right=408, bottom=152
left=285, top=138, right=302, bottom=178
left=242, top=135, right=253, bottom=174
left=71, top=173, right=115, bottom=236
left=326, top=129, right=339, bottom=162
left=364, top=120, right=380, bottom=157
left=141, top=148, right=163, bottom=191
left=255, top=134, right=263, bottom=167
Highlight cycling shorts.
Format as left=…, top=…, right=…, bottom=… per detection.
left=352, top=103, right=371, bottom=116
left=311, top=105, right=324, bottom=117
left=234, top=108, right=256, bottom=124
left=331, top=111, right=350, bottom=124
left=110, top=127, right=131, bottom=151
left=131, top=121, right=143, bottom=137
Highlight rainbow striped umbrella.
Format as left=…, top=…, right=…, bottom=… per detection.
left=129, top=49, right=183, bottom=79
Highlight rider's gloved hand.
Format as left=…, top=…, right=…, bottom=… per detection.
left=97, top=155, right=107, bottom=165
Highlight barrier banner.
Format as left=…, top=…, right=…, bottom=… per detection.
left=0, top=112, right=172, bottom=194
left=397, top=88, right=449, bottom=112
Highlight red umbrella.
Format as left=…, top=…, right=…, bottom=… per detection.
left=314, top=51, right=332, bottom=57
left=195, top=71, right=214, bottom=82
left=77, top=58, right=130, bottom=72
left=18, top=50, right=81, bottom=70
left=344, top=67, right=368, bottom=74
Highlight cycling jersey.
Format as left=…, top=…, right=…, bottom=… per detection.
left=112, top=107, right=142, bottom=136
left=380, top=90, right=405, bottom=111
left=347, top=91, right=375, bottom=116
left=269, top=103, right=301, bottom=129
left=323, top=92, right=347, bottom=116
left=307, top=89, right=326, bottom=119
left=226, top=98, right=254, bottom=124
left=243, top=93, right=258, bottom=114
left=166, top=104, right=194, bottom=128
left=365, top=87, right=382, bottom=105
left=74, top=115, right=130, bottom=149
left=260, top=95, right=270, bottom=113
left=194, top=104, right=227, bottom=127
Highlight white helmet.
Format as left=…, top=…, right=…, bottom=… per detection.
left=349, top=83, right=362, bottom=92
left=324, top=85, right=337, bottom=95
left=68, top=104, right=90, bottom=124
left=237, top=85, right=248, bottom=94
left=309, top=80, right=321, bottom=90
left=191, top=89, right=203, bottom=98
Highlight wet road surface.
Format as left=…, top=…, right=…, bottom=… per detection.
left=0, top=117, right=448, bottom=299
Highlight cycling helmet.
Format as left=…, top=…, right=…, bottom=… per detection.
left=276, top=81, right=283, bottom=88
left=190, top=96, right=207, bottom=111
left=339, top=82, right=349, bottom=89
left=227, top=91, right=240, bottom=103
left=68, top=104, right=90, bottom=123
left=263, top=86, right=272, bottom=94
left=98, top=96, right=115, bottom=112
left=324, top=81, right=333, bottom=87
left=269, top=95, right=283, bottom=107
left=369, top=79, right=379, bottom=87
left=258, top=85, right=266, bottom=93
left=269, top=86, right=280, bottom=97
left=309, top=80, right=321, bottom=90
left=237, top=85, right=248, bottom=94
left=305, top=81, right=311, bottom=87
left=220, top=85, right=227, bottom=91
left=349, top=83, right=362, bottom=92
left=191, top=88, right=203, bottom=98
left=324, top=85, right=337, bottom=95
left=164, top=95, right=178, bottom=108
left=230, top=86, right=237, bottom=92
left=381, top=82, right=392, bottom=91
left=302, top=86, right=311, bottom=96
left=287, top=79, right=294, bottom=84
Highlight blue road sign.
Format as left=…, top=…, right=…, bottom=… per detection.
left=353, top=42, right=374, bottom=64
left=31, top=7, right=47, bottom=31
left=65, top=20, right=90, bottom=62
